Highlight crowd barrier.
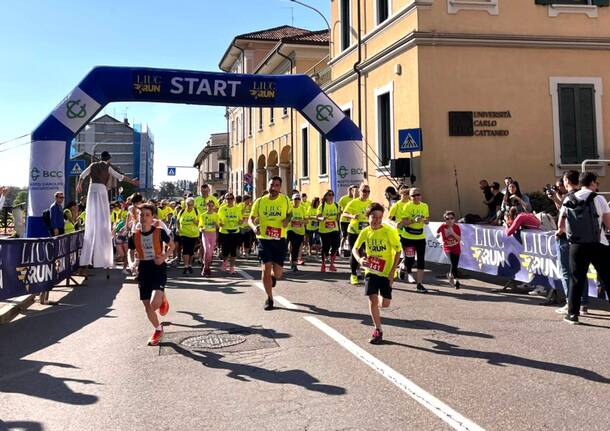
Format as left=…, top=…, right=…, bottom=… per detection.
left=425, top=222, right=600, bottom=296
left=0, top=231, right=83, bottom=301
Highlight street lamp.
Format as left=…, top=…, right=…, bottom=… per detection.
left=288, top=0, right=331, bottom=33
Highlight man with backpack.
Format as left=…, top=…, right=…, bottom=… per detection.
left=558, top=171, right=610, bottom=324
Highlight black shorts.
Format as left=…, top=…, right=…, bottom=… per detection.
left=138, top=260, right=167, bottom=300
left=402, top=238, right=426, bottom=270
left=181, top=236, right=198, bottom=255
left=340, top=221, right=349, bottom=238
left=364, top=273, right=392, bottom=299
left=258, top=239, right=287, bottom=266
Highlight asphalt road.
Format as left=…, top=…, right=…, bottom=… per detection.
left=1, top=256, right=609, bottom=431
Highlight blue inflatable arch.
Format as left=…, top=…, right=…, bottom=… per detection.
left=27, top=66, right=364, bottom=237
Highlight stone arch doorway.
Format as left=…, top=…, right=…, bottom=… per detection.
left=267, top=150, right=279, bottom=187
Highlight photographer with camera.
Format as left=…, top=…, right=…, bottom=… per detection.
left=544, top=179, right=568, bottom=211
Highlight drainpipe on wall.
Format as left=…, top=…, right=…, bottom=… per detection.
left=232, top=42, right=246, bottom=192
left=354, top=0, right=365, bottom=179
left=276, top=48, right=295, bottom=190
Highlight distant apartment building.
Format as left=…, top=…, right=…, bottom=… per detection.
left=193, top=132, right=229, bottom=195
left=74, top=114, right=155, bottom=194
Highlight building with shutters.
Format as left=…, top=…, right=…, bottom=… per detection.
left=193, top=132, right=229, bottom=195
left=220, top=1, right=610, bottom=217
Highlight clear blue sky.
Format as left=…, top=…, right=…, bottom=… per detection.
left=0, top=0, right=329, bottom=187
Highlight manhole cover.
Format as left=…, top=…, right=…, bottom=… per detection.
left=180, top=332, right=247, bottom=349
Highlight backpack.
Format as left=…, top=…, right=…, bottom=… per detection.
left=42, top=209, right=52, bottom=232
left=563, top=191, right=600, bottom=244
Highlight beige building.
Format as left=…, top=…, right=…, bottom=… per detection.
left=193, top=132, right=229, bottom=195
left=221, top=1, right=610, bottom=217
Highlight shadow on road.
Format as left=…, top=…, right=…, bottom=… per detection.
left=289, top=303, right=494, bottom=339
left=163, top=342, right=346, bottom=395
left=165, top=276, right=245, bottom=295
left=385, top=338, right=610, bottom=384
left=0, top=270, right=121, bottom=405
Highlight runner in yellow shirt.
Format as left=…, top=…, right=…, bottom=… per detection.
left=305, top=197, right=321, bottom=256
left=177, top=198, right=200, bottom=275
left=398, top=188, right=430, bottom=293
left=249, top=176, right=292, bottom=310
left=341, top=183, right=373, bottom=285
left=218, top=193, right=241, bottom=274
left=198, top=200, right=219, bottom=276
left=317, top=189, right=341, bottom=272
left=238, top=195, right=254, bottom=257
left=352, top=202, right=401, bottom=345
left=194, top=184, right=219, bottom=213
left=287, top=193, right=307, bottom=272
left=338, top=185, right=357, bottom=253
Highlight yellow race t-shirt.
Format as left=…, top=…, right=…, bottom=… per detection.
left=354, top=224, right=401, bottom=278
left=178, top=208, right=200, bottom=238
left=344, top=198, right=372, bottom=234
left=338, top=194, right=353, bottom=223
left=250, top=194, right=292, bottom=240
left=194, top=195, right=219, bottom=213
left=317, top=202, right=340, bottom=234
left=288, top=204, right=307, bottom=236
left=306, top=205, right=319, bottom=231
left=198, top=212, right=219, bottom=233
left=238, top=202, right=252, bottom=229
left=401, top=201, right=430, bottom=240
left=218, top=205, right=242, bottom=234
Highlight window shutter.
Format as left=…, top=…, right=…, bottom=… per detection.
left=593, top=0, right=610, bottom=6
left=577, top=86, right=598, bottom=161
left=558, top=85, right=578, bottom=165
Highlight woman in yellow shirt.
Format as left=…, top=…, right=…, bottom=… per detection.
left=178, top=198, right=200, bottom=275
left=199, top=200, right=219, bottom=276
left=287, top=193, right=307, bottom=272
left=341, top=183, right=373, bottom=285
left=317, top=190, right=340, bottom=272
left=218, top=193, right=241, bottom=274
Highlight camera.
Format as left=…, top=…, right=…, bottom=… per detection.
left=542, top=184, right=557, bottom=196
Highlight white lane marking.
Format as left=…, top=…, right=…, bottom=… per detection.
left=255, top=282, right=266, bottom=293
left=274, top=296, right=299, bottom=310
left=304, top=316, right=486, bottom=431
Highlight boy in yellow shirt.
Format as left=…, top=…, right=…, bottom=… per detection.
left=353, top=203, right=401, bottom=345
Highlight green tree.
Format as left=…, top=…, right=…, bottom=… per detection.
left=12, top=190, right=28, bottom=206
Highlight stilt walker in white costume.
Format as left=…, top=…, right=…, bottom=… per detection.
left=76, top=151, right=138, bottom=271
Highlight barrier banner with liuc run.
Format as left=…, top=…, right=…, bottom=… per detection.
left=0, top=231, right=83, bottom=301
left=425, top=222, right=599, bottom=294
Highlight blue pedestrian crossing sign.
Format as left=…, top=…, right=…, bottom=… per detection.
left=167, top=167, right=176, bottom=176
left=398, top=128, right=422, bottom=153
left=68, top=160, right=86, bottom=176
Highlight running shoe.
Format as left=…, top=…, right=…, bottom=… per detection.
left=264, top=298, right=274, bottom=311
left=563, top=314, right=580, bottom=325
left=416, top=283, right=428, bottom=293
left=200, top=267, right=206, bottom=276
left=205, top=267, right=212, bottom=277
left=407, top=274, right=416, bottom=284
left=350, top=275, right=359, bottom=285
left=188, top=266, right=193, bottom=274
left=159, top=296, right=170, bottom=316
left=147, top=328, right=164, bottom=346
left=321, top=262, right=326, bottom=272
left=297, top=258, right=305, bottom=265
left=580, top=306, right=588, bottom=315
left=448, top=274, right=455, bottom=288
left=291, top=263, right=298, bottom=272
left=182, top=267, right=188, bottom=275
left=271, top=275, right=277, bottom=287
left=230, top=264, right=235, bottom=274
left=454, top=280, right=461, bottom=290
left=329, top=263, right=337, bottom=272
left=528, top=285, right=547, bottom=296
left=369, top=329, right=383, bottom=345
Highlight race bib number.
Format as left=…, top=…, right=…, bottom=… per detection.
left=358, top=222, right=369, bottom=231
left=265, top=226, right=282, bottom=239
left=367, top=256, right=386, bottom=273
left=405, top=246, right=416, bottom=258
left=325, top=220, right=337, bottom=229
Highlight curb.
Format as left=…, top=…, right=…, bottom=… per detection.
left=0, top=294, right=36, bottom=324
